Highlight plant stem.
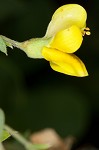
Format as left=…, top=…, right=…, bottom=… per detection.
left=0, top=143, right=5, bottom=150
left=1, top=35, right=22, bottom=49
left=0, top=35, right=51, bottom=58
left=4, top=125, right=36, bottom=150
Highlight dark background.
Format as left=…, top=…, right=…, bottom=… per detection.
left=0, top=0, right=99, bottom=149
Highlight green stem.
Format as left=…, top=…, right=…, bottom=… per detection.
left=0, top=35, right=51, bottom=58
left=1, top=35, right=22, bottom=49
left=4, top=125, right=36, bottom=150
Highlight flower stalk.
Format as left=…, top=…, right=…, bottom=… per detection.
left=1, top=35, right=51, bottom=58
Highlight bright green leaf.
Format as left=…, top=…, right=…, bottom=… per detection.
left=0, top=109, right=5, bottom=139
left=31, top=144, right=50, bottom=150
left=0, top=130, right=11, bottom=142
left=27, top=144, right=50, bottom=150
left=0, top=36, right=7, bottom=55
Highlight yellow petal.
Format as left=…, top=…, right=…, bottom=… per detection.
left=42, top=47, right=88, bottom=77
left=45, top=4, right=87, bottom=37
left=50, top=25, right=83, bottom=53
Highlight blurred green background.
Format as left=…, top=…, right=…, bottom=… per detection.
left=0, top=0, right=99, bottom=148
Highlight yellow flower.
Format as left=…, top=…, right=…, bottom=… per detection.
left=41, top=4, right=90, bottom=77
left=10, top=4, right=90, bottom=77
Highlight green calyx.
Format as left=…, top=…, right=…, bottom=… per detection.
left=20, top=37, right=52, bottom=58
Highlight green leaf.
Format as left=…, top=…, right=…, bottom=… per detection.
left=0, top=36, right=7, bottom=55
left=27, top=144, right=50, bottom=150
left=0, top=109, right=5, bottom=139
left=32, top=144, right=50, bottom=150
left=0, top=130, right=11, bottom=142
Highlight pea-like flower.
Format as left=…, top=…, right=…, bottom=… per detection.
left=42, top=4, right=90, bottom=77
left=0, top=4, right=90, bottom=77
